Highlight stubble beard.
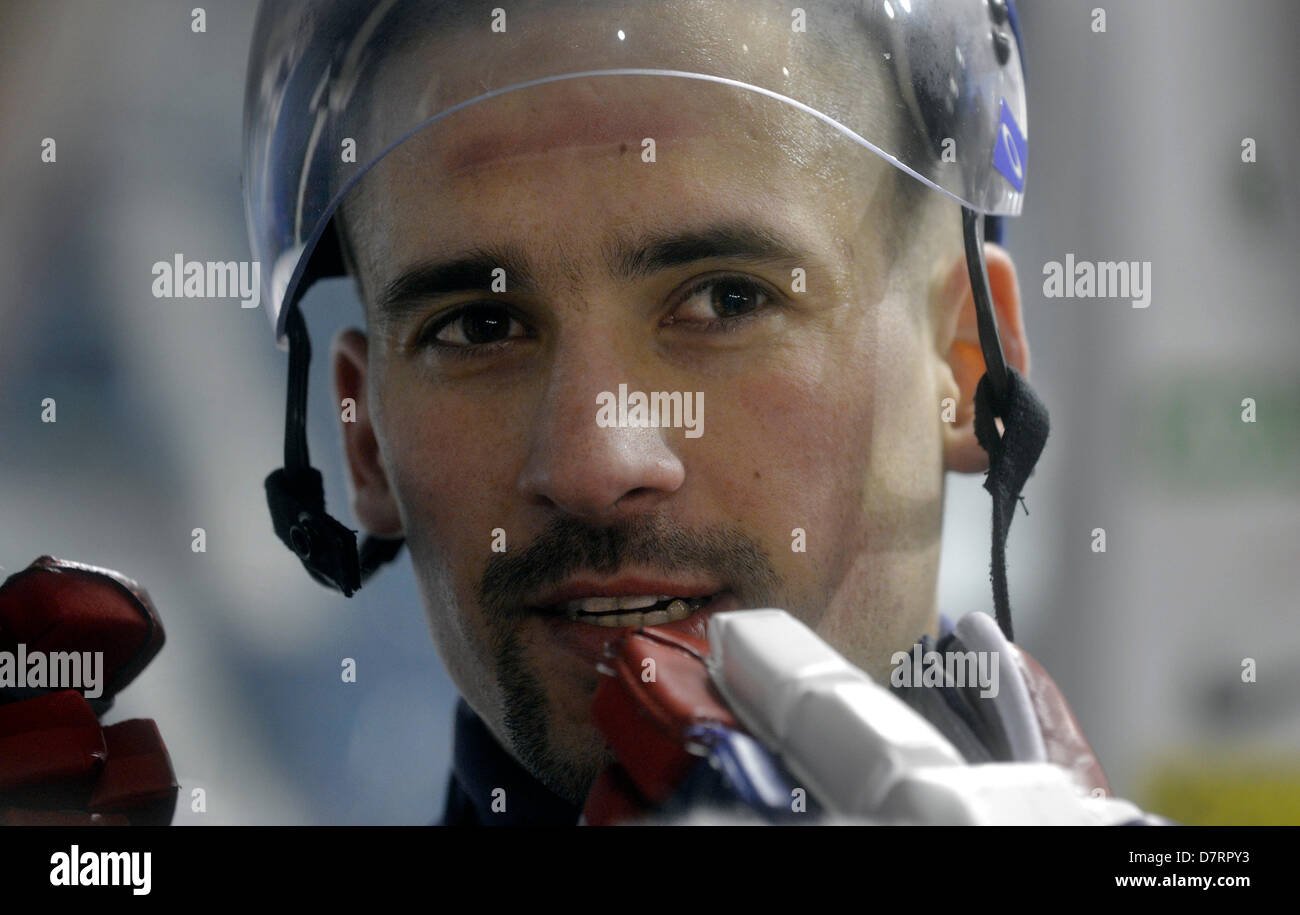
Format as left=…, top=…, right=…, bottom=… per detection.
left=495, top=629, right=610, bottom=806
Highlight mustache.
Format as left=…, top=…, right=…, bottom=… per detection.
left=478, top=516, right=779, bottom=619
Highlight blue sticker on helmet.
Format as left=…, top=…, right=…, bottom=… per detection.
left=993, top=98, right=1026, bottom=192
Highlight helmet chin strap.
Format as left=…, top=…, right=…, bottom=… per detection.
left=265, top=300, right=404, bottom=597
left=962, top=207, right=1050, bottom=642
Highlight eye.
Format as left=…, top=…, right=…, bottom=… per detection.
left=422, top=302, right=529, bottom=349
left=666, top=275, right=774, bottom=328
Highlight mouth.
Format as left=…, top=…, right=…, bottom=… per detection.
left=524, top=577, right=724, bottom=629
left=548, top=594, right=713, bottom=628
left=530, top=583, right=740, bottom=664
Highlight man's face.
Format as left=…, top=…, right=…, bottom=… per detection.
left=337, top=74, right=969, bottom=803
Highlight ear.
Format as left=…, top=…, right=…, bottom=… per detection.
left=934, top=243, right=1032, bottom=474
left=332, top=328, right=404, bottom=537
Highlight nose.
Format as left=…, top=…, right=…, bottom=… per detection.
left=516, top=345, right=686, bottom=523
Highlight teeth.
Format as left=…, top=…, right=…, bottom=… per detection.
left=664, top=599, right=690, bottom=620
left=561, top=594, right=669, bottom=613
left=564, top=596, right=617, bottom=614
left=565, top=595, right=708, bottom=626
left=588, top=612, right=638, bottom=628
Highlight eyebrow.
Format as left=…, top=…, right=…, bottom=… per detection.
left=373, top=221, right=816, bottom=322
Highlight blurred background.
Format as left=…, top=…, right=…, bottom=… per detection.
left=0, top=0, right=1296, bottom=824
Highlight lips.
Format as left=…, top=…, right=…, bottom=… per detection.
left=556, top=595, right=709, bottom=627
left=527, top=576, right=719, bottom=624
left=538, top=590, right=742, bottom=664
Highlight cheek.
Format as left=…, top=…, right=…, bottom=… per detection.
left=375, top=378, right=521, bottom=588
left=699, top=305, right=932, bottom=560
left=696, top=341, right=878, bottom=580
left=738, top=368, right=870, bottom=500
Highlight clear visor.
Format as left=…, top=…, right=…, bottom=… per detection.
left=244, top=0, right=1027, bottom=342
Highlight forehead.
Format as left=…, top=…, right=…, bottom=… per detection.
left=341, top=4, right=903, bottom=294
left=348, top=0, right=897, bottom=188
left=437, top=76, right=738, bottom=178
left=349, top=77, right=894, bottom=279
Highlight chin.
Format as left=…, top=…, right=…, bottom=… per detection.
left=494, top=623, right=616, bottom=805
left=542, top=711, right=617, bottom=803
left=510, top=696, right=614, bottom=806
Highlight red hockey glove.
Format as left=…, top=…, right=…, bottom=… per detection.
left=0, top=556, right=178, bottom=825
